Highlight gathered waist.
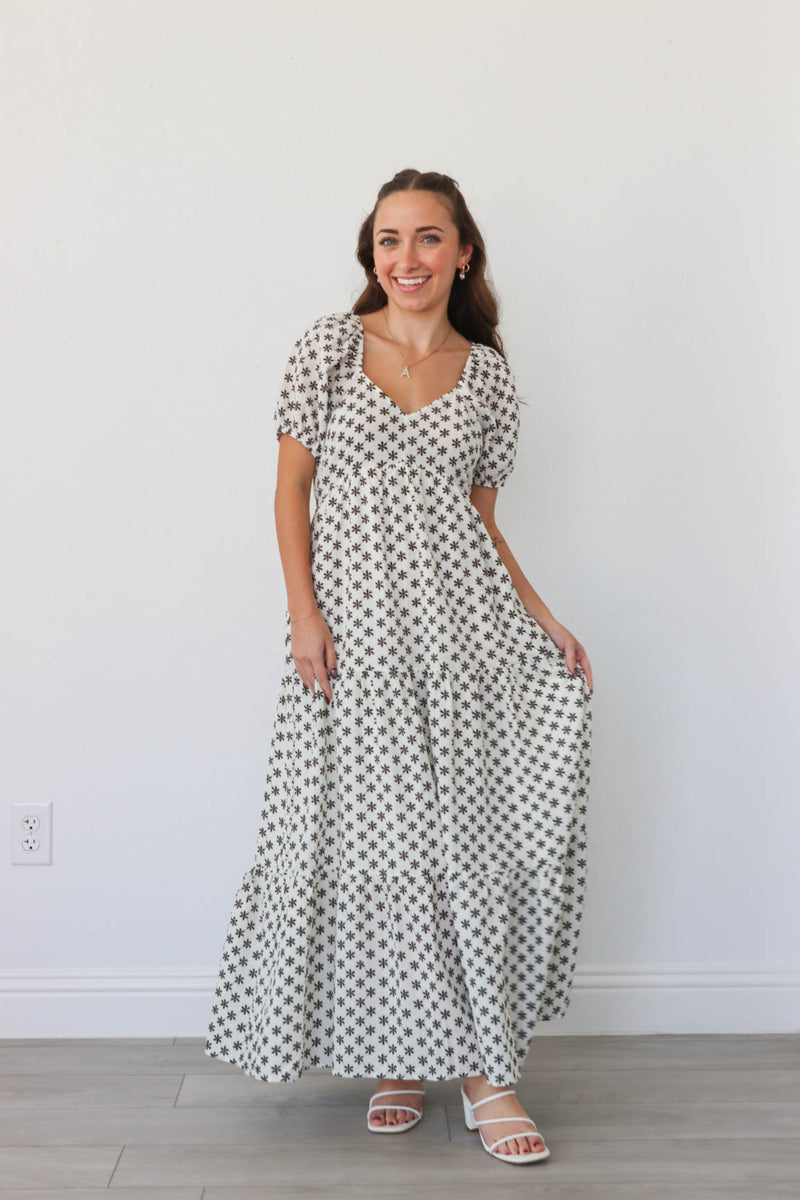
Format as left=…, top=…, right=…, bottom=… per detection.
left=313, top=456, right=471, bottom=508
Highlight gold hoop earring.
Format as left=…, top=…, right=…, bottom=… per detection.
left=459, top=263, right=470, bottom=281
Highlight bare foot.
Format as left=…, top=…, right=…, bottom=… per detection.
left=368, top=1077, right=424, bottom=1128
left=462, top=1074, right=547, bottom=1156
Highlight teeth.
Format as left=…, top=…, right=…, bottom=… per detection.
left=396, top=277, right=429, bottom=285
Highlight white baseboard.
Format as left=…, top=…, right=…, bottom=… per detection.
left=0, top=964, right=798, bottom=1038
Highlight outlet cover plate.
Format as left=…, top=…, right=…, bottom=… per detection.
left=11, top=802, right=52, bottom=864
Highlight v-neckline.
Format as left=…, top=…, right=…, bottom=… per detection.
left=355, top=314, right=475, bottom=419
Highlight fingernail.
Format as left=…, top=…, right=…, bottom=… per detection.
left=329, top=668, right=339, bottom=679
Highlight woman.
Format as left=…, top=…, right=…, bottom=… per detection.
left=205, top=169, right=594, bottom=1166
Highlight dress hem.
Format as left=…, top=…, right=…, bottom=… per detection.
left=203, top=1008, right=570, bottom=1087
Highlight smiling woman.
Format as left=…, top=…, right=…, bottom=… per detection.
left=204, top=169, right=595, bottom=1168
left=358, top=193, right=479, bottom=410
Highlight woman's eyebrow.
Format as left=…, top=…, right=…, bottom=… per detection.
left=376, top=225, right=445, bottom=234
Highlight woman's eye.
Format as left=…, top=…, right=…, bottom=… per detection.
left=377, top=234, right=441, bottom=247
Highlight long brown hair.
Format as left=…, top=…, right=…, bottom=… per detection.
left=352, top=169, right=506, bottom=358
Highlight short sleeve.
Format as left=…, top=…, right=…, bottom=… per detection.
left=274, top=319, right=329, bottom=460
left=471, top=353, right=521, bottom=488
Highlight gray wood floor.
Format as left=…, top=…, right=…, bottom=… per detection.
left=0, top=1034, right=798, bottom=1197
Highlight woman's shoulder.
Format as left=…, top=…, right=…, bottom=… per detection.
left=472, top=338, right=511, bottom=371
left=287, top=311, right=360, bottom=376
left=468, top=340, right=518, bottom=411
left=295, top=310, right=360, bottom=347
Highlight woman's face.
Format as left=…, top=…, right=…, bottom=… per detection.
left=372, top=190, right=471, bottom=314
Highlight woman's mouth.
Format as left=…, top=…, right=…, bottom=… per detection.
left=393, top=275, right=431, bottom=293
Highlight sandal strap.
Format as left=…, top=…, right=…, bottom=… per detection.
left=487, top=1130, right=546, bottom=1153
left=474, top=1115, right=538, bottom=1128
left=468, top=1087, right=517, bottom=1110
left=368, top=1102, right=422, bottom=1116
left=368, top=1087, right=424, bottom=1117
left=370, top=1088, right=425, bottom=1097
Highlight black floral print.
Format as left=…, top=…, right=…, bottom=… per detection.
left=204, top=311, right=592, bottom=1086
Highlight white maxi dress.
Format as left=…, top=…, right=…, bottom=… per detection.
left=204, top=311, right=592, bottom=1086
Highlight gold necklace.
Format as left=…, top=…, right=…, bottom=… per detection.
left=383, top=310, right=453, bottom=379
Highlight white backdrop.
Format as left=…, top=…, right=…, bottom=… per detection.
left=2, top=0, right=798, bottom=1035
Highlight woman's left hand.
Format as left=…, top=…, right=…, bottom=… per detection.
left=539, top=618, right=594, bottom=694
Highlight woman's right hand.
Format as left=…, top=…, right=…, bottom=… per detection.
left=290, top=608, right=338, bottom=703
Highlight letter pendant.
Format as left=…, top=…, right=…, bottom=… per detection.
left=400, top=365, right=410, bottom=379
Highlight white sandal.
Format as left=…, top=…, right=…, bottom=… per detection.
left=367, top=1086, right=425, bottom=1133
left=461, top=1085, right=550, bottom=1164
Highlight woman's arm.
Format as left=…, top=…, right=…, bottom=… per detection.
left=275, top=434, right=337, bottom=700
left=275, top=435, right=319, bottom=618
left=470, top=483, right=554, bottom=627
left=470, top=483, right=593, bottom=690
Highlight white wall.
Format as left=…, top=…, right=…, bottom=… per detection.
left=2, top=0, right=798, bottom=1035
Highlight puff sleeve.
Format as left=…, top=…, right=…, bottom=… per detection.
left=274, top=318, right=330, bottom=460
left=471, top=352, right=521, bottom=488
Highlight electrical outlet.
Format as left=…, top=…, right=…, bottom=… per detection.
left=11, top=802, right=52, bottom=864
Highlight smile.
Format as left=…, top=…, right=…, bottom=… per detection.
left=393, top=276, right=431, bottom=291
